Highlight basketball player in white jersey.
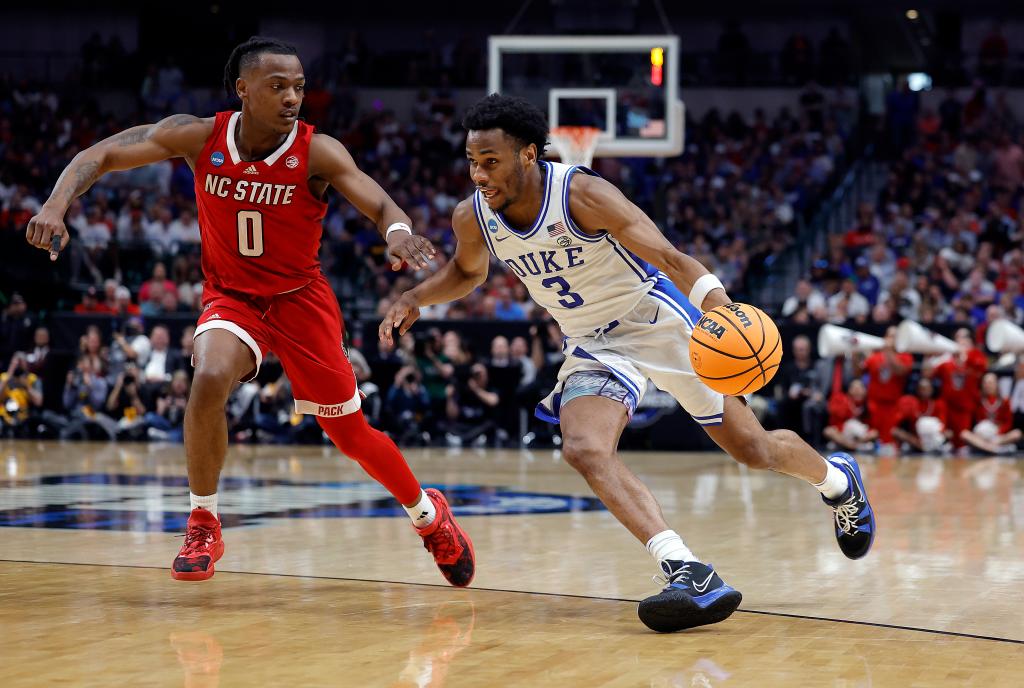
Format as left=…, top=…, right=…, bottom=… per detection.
left=380, top=94, right=876, bottom=632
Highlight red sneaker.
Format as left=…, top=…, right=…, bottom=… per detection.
left=415, top=488, right=475, bottom=587
left=171, top=508, right=225, bottom=581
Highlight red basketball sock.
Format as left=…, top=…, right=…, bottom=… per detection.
left=317, top=411, right=422, bottom=505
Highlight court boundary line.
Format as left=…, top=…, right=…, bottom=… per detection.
left=3, top=557, right=1022, bottom=646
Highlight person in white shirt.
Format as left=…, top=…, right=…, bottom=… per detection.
left=168, top=206, right=201, bottom=247
left=782, top=279, right=827, bottom=319
left=80, top=206, right=112, bottom=250
left=827, top=278, right=870, bottom=322
left=145, top=206, right=176, bottom=256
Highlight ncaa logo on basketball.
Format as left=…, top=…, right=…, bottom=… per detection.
left=697, top=315, right=726, bottom=339
left=285, top=155, right=299, bottom=169
left=556, top=235, right=572, bottom=247
left=487, top=219, right=499, bottom=234
left=210, top=151, right=224, bottom=167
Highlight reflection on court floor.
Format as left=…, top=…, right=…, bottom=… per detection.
left=2, top=441, right=1022, bottom=687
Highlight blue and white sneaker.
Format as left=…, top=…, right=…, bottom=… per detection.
left=637, top=560, right=742, bottom=633
left=822, top=452, right=876, bottom=559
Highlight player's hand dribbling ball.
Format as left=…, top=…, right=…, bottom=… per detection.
left=689, top=303, right=782, bottom=396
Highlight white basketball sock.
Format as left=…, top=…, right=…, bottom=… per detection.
left=190, top=492, right=218, bottom=514
left=404, top=490, right=437, bottom=529
left=813, top=460, right=850, bottom=500
left=646, top=530, right=697, bottom=564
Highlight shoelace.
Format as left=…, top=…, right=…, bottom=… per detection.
left=832, top=501, right=861, bottom=535
left=422, top=521, right=459, bottom=562
left=181, top=525, right=216, bottom=557
left=652, top=563, right=692, bottom=589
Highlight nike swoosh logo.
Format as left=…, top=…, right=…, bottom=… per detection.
left=494, top=234, right=510, bottom=242
left=648, top=306, right=660, bottom=324
left=692, top=570, right=715, bottom=593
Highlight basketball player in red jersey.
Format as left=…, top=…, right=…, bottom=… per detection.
left=863, top=327, right=913, bottom=445
left=926, top=328, right=988, bottom=448
left=25, top=37, right=474, bottom=586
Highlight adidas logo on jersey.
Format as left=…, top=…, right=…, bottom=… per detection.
left=243, top=165, right=259, bottom=175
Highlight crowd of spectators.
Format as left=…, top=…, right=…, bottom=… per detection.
left=768, top=83, right=1024, bottom=455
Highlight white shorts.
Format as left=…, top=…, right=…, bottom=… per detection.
left=536, top=276, right=725, bottom=427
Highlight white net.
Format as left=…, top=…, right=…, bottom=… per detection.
left=549, top=126, right=602, bottom=167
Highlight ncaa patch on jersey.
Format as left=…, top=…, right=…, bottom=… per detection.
left=487, top=218, right=499, bottom=233
left=210, top=151, right=225, bottom=167
left=285, top=155, right=299, bottom=169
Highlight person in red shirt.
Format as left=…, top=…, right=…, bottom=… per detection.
left=892, top=378, right=950, bottom=453
left=823, top=378, right=878, bottom=451
left=25, top=37, right=474, bottom=588
left=138, top=262, right=177, bottom=304
left=926, top=328, right=989, bottom=447
left=863, top=326, right=913, bottom=444
left=72, top=286, right=109, bottom=314
left=961, top=372, right=1021, bottom=454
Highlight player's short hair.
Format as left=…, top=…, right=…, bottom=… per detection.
left=462, top=93, right=549, bottom=156
left=223, top=36, right=299, bottom=98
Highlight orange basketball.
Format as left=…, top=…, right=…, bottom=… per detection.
left=689, top=303, right=783, bottom=396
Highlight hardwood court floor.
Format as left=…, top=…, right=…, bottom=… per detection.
left=1, top=441, right=1022, bottom=687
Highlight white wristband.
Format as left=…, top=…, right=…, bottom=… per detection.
left=689, top=273, right=725, bottom=311
left=385, top=222, right=412, bottom=239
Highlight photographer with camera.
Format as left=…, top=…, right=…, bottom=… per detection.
left=385, top=364, right=432, bottom=445
left=443, top=363, right=500, bottom=447
left=105, top=363, right=148, bottom=439
left=0, top=352, right=43, bottom=437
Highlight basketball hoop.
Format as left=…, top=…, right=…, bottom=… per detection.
left=549, top=126, right=602, bottom=167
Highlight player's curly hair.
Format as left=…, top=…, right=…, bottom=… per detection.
left=223, top=36, right=299, bottom=99
left=462, top=93, right=549, bottom=155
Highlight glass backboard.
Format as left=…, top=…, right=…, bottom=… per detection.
left=488, top=35, right=684, bottom=158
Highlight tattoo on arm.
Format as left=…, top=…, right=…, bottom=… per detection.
left=111, top=126, right=153, bottom=147
left=57, top=160, right=102, bottom=204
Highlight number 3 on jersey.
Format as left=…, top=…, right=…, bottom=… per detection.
left=237, top=210, right=264, bottom=257
left=541, top=276, right=584, bottom=309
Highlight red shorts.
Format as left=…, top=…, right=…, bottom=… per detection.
left=194, top=276, right=359, bottom=418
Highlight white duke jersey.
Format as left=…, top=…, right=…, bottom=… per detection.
left=472, top=161, right=658, bottom=336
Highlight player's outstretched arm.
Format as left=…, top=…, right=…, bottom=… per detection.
left=27, top=114, right=211, bottom=260
left=310, top=133, right=435, bottom=271
left=379, top=199, right=490, bottom=346
left=568, top=174, right=731, bottom=311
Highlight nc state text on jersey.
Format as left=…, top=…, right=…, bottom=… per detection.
left=203, top=174, right=297, bottom=205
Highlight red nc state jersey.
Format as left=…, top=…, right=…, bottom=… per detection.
left=194, top=111, right=327, bottom=297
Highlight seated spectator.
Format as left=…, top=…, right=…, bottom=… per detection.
left=175, top=326, right=196, bottom=378
left=961, top=373, right=1021, bottom=454
left=443, top=363, right=500, bottom=446
left=823, top=378, right=878, bottom=452
left=144, top=370, right=189, bottom=442
left=1, top=293, right=34, bottom=364
left=74, top=286, right=107, bottom=314
left=61, top=356, right=117, bottom=440
left=772, top=335, right=828, bottom=447
left=926, top=328, right=988, bottom=447
left=109, top=317, right=150, bottom=377
left=385, top=364, right=432, bottom=445
left=145, top=206, right=175, bottom=256
left=25, top=327, right=50, bottom=376
left=141, top=325, right=175, bottom=401
left=0, top=352, right=43, bottom=437
left=168, top=206, right=201, bottom=248
left=139, top=262, right=176, bottom=303
left=892, top=378, right=950, bottom=453
left=864, top=327, right=913, bottom=445
left=781, top=279, right=826, bottom=319
left=105, top=363, right=147, bottom=437
left=510, top=336, right=536, bottom=386
left=827, top=278, right=870, bottom=323
left=112, top=286, right=141, bottom=316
